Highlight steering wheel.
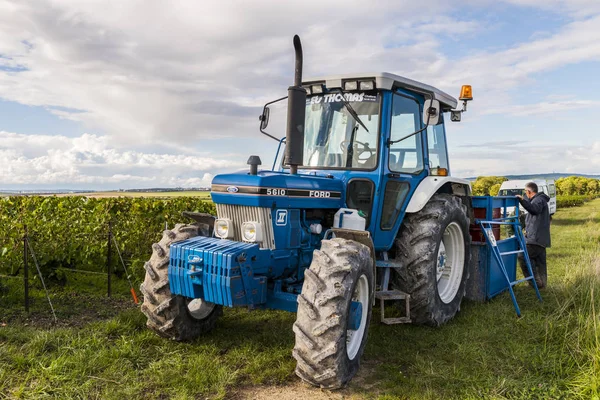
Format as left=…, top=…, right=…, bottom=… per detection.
left=340, top=140, right=374, bottom=162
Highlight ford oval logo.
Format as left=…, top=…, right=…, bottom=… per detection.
left=226, top=186, right=239, bottom=193
left=188, top=255, right=202, bottom=263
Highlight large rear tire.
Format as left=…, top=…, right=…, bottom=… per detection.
left=393, top=194, right=471, bottom=326
left=140, top=223, right=222, bottom=341
left=293, top=238, right=374, bottom=389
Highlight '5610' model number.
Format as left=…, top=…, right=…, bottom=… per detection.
left=266, top=188, right=286, bottom=196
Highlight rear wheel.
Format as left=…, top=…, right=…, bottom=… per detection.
left=393, top=194, right=471, bottom=326
left=140, top=223, right=222, bottom=341
left=293, top=238, right=374, bottom=389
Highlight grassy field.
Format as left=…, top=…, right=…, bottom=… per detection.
left=1, top=201, right=599, bottom=399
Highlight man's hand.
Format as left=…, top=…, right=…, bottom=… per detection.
left=516, top=195, right=523, bottom=200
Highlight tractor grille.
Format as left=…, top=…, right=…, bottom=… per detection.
left=215, top=204, right=275, bottom=249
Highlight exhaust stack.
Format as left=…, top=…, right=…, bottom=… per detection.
left=285, top=35, right=307, bottom=175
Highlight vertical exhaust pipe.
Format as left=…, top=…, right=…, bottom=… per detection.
left=285, top=35, right=306, bottom=175
left=292, top=35, right=303, bottom=87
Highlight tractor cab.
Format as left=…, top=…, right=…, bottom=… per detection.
left=254, top=72, right=472, bottom=250
left=298, top=73, right=458, bottom=175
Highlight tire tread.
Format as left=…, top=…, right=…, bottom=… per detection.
left=140, top=223, right=222, bottom=341
left=293, top=238, right=373, bottom=389
left=393, top=194, right=471, bottom=326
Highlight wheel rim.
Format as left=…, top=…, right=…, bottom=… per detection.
left=186, top=298, right=216, bottom=320
left=436, top=222, right=465, bottom=304
left=346, top=274, right=369, bottom=360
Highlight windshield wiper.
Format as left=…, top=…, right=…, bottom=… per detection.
left=330, top=88, right=369, bottom=133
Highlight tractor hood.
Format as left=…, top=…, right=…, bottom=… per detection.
left=211, top=171, right=344, bottom=208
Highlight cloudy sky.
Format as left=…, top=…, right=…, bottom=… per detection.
left=0, top=0, right=599, bottom=190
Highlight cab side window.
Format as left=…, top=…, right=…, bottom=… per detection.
left=346, top=179, right=375, bottom=227
left=380, top=181, right=410, bottom=230
left=427, top=122, right=449, bottom=170
left=389, top=94, right=423, bottom=174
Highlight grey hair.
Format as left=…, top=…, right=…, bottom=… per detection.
left=525, top=182, right=538, bottom=193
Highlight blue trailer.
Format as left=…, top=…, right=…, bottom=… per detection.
left=466, top=195, right=542, bottom=315
left=140, top=35, right=479, bottom=389
left=467, top=196, right=523, bottom=301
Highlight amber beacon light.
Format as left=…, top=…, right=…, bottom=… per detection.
left=459, top=85, right=473, bottom=101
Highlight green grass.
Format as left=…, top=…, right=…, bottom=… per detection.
left=1, top=201, right=599, bottom=399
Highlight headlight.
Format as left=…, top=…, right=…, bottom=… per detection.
left=311, top=84, right=324, bottom=94
left=343, top=80, right=358, bottom=91
left=215, top=219, right=233, bottom=239
left=241, top=221, right=263, bottom=243
left=359, top=80, right=375, bottom=90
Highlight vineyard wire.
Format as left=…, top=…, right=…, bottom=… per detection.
left=26, top=233, right=57, bottom=323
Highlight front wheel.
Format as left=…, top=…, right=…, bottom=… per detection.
left=140, top=223, right=222, bottom=341
left=393, top=194, right=471, bottom=326
left=293, top=238, right=374, bottom=389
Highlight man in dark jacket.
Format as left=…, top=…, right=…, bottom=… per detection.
left=516, top=182, right=551, bottom=288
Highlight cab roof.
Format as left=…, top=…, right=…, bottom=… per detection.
left=303, top=72, right=458, bottom=111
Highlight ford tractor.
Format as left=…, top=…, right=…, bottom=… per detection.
left=140, top=35, right=475, bottom=389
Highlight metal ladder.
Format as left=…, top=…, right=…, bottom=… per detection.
left=374, top=252, right=411, bottom=324
left=478, top=217, right=542, bottom=317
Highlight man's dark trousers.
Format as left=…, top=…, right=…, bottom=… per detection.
left=519, top=244, right=547, bottom=288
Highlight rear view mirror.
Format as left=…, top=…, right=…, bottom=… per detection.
left=259, top=107, right=270, bottom=130
left=423, top=99, right=440, bottom=125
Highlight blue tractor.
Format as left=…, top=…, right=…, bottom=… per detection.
left=140, top=35, right=474, bottom=389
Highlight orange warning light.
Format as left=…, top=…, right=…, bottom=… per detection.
left=459, top=85, right=473, bottom=101
left=431, top=167, right=449, bottom=176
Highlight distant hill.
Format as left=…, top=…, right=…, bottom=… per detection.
left=466, top=173, right=600, bottom=181
left=0, top=187, right=210, bottom=195
left=0, top=189, right=95, bottom=195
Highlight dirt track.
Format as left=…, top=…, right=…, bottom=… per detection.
left=231, top=363, right=379, bottom=400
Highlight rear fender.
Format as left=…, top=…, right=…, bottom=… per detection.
left=405, top=177, right=472, bottom=214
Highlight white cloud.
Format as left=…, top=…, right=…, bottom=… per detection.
left=450, top=141, right=600, bottom=178
left=0, top=131, right=242, bottom=188
left=484, top=99, right=600, bottom=116
left=429, top=14, right=600, bottom=115
left=0, top=0, right=481, bottom=146
left=0, top=1, right=599, bottom=187
left=500, top=0, right=600, bottom=17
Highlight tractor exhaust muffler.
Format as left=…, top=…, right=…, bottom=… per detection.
left=285, top=35, right=307, bottom=175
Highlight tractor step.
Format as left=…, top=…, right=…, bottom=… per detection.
left=375, top=290, right=407, bottom=300
left=375, top=290, right=411, bottom=325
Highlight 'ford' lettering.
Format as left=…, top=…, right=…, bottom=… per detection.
left=310, top=191, right=331, bottom=198
left=226, top=186, right=239, bottom=193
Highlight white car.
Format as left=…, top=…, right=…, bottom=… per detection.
left=498, top=179, right=557, bottom=216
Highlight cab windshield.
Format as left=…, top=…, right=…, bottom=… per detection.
left=301, top=91, right=380, bottom=170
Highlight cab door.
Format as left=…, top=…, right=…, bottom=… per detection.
left=372, top=90, right=428, bottom=251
